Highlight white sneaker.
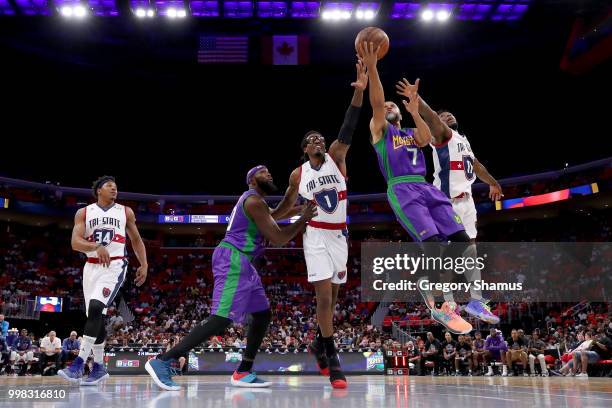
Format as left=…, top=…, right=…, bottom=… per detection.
left=541, top=372, right=549, bottom=377
left=523, top=372, right=529, bottom=377
left=575, top=373, right=588, bottom=378
left=501, top=371, right=508, bottom=377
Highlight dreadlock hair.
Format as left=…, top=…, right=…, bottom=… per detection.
left=92, top=175, right=115, bottom=199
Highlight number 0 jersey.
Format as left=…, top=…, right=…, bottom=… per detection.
left=298, top=153, right=347, bottom=227
left=83, top=203, right=128, bottom=258
left=432, top=130, right=476, bottom=199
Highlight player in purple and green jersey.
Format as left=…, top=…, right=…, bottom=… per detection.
left=146, top=166, right=316, bottom=390
left=359, top=41, right=473, bottom=335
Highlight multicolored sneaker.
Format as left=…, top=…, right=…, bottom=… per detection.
left=230, top=371, right=272, bottom=388
left=58, top=356, right=84, bottom=383
left=145, top=358, right=181, bottom=391
left=81, top=362, right=110, bottom=386
left=464, top=299, right=500, bottom=324
left=308, top=338, right=330, bottom=376
left=431, top=302, right=473, bottom=334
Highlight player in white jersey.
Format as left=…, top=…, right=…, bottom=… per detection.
left=396, top=77, right=502, bottom=325
left=432, top=110, right=503, bottom=239
left=59, top=176, right=148, bottom=385
left=427, top=108, right=503, bottom=324
left=273, top=60, right=368, bottom=389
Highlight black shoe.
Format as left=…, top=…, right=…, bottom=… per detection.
left=328, top=355, right=347, bottom=389
left=308, top=338, right=329, bottom=376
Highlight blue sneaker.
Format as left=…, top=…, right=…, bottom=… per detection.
left=465, top=299, right=500, bottom=324
left=230, top=371, right=272, bottom=388
left=81, top=362, right=110, bottom=386
left=58, top=356, right=85, bottom=383
left=145, top=358, right=181, bottom=391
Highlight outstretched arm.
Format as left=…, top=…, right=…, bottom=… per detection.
left=474, top=158, right=503, bottom=202
left=396, top=78, right=451, bottom=145
left=399, top=80, right=432, bottom=147
left=328, top=58, right=368, bottom=174
left=245, top=197, right=317, bottom=246
left=359, top=42, right=386, bottom=144
left=270, top=168, right=301, bottom=220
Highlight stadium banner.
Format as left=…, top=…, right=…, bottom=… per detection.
left=361, top=242, right=611, bottom=303
left=104, top=350, right=385, bottom=375
left=158, top=215, right=348, bottom=224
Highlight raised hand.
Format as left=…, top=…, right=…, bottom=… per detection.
left=401, top=93, right=421, bottom=116
left=351, top=58, right=368, bottom=91
left=358, top=41, right=381, bottom=69
left=396, top=77, right=420, bottom=99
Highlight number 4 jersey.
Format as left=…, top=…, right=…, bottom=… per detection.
left=83, top=203, right=128, bottom=259
left=431, top=130, right=476, bottom=199
left=298, top=153, right=348, bottom=228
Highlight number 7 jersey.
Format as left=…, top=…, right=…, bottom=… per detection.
left=83, top=203, right=128, bottom=258
left=373, top=124, right=426, bottom=181
left=298, top=153, right=348, bottom=227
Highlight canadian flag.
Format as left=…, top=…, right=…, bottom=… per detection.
left=262, top=35, right=310, bottom=65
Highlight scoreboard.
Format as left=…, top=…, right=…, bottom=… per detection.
left=385, top=349, right=411, bottom=376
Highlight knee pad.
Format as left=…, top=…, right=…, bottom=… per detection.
left=87, top=299, right=106, bottom=318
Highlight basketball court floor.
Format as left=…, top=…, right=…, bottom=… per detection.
left=1, top=375, right=611, bottom=408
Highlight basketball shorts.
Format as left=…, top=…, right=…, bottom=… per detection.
left=303, top=225, right=348, bottom=284
left=83, top=258, right=128, bottom=316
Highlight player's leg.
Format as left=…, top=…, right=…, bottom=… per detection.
left=453, top=197, right=500, bottom=324
left=231, top=268, right=272, bottom=388
left=304, top=228, right=335, bottom=377
left=311, top=277, right=347, bottom=388
left=329, top=227, right=347, bottom=323
left=422, top=186, right=475, bottom=334
left=81, top=322, right=109, bottom=385
left=60, top=262, right=122, bottom=383
left=325, top=230, right=349, bottom=388
left=147, top=246, right=241, bottom=390
left=387, top=183, right=448, bottom=310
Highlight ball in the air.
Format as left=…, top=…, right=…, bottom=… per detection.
left=355, top=27, right=389, bottom=59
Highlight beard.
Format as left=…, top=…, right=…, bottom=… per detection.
left=448, top=122, right=459, bottom=131
left=257, top=179, right=278, bottom=194
left=385, top=112, right=399, bottom=123
left=313, top=150, right=324, bottom=158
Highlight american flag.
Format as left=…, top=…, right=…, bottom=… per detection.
left=198, top=35, right=249, bottom=64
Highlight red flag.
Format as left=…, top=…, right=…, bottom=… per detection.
left=262, top=35, right=310, bottom=65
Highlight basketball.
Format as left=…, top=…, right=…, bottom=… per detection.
left=355, top=27, right=389, bottom=59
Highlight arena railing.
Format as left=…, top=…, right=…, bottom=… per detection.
left=105, top=345, right=382, bottom=353
left=1, top=157, right=610, bottom=203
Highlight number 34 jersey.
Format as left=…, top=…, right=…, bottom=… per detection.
left=298, top=153, right=347, bottom=226
left=83, top=203, right=128, bottom=258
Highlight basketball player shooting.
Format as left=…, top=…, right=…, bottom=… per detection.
left=360, top=41, right=475, bottom=335
left=272, top=59, right=368, bottom=389
left=59, top=176, right=148, bottom=385
left=395, top=86, right=502, bottom=324
left=145, top=166, right=316, bottom=390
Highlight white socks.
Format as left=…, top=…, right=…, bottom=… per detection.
left=78, top=335, right=97, bottom=361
